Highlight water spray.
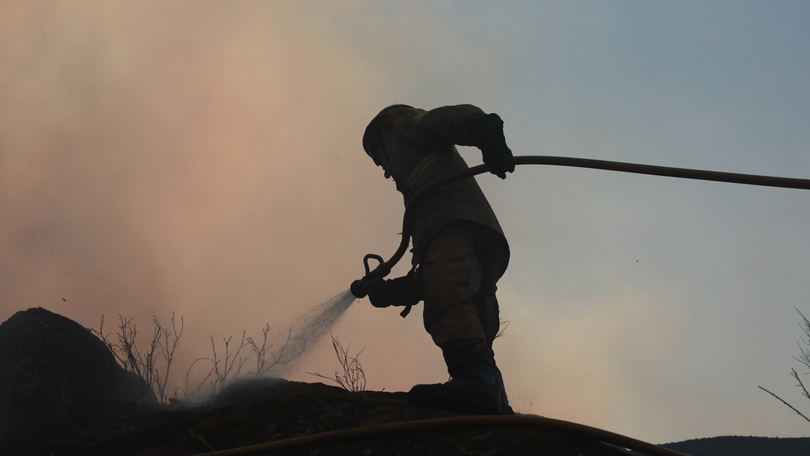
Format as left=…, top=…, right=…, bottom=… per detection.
left=350, top=154, right=810, bottom=296
left=269, top=289, right=357, bottom=376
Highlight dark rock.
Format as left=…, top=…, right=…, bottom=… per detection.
left=0, top=307, right=153, bottom=440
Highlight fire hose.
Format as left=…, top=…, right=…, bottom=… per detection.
left=311, top=155, right=809, bottom=456
left=192, top=414, right=689, bottom=456
left=351, top=154, right=810, bottom=297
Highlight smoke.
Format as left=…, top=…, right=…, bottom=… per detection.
left=12, top=2, right=809, bottom=444
left=0, top=2, right=409, bottom=391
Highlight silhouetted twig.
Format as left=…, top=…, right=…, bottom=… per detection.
left=759, top=385, right=810, bottom=424
left=92, top=315, right=305, bottom=403
left=793, top=308, right=810, bottom=370
left=176, top=357, right=215, bottom=402
left=210, top=333, right=248, bottom=393
left=760, top=308, right=810, bottom=425
left=153, top=313, right=183, bottom=403
left=307, top=333, right=366, bottom=392
left=90, top=314, right=159, bottom=401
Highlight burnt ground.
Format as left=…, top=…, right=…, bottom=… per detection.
left=0, top=378, right=635, bottom=456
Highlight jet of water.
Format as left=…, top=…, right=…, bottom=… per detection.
left=271, top=289, right=356, bottom=375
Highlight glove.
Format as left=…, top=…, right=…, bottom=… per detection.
left=366, top=270, right=423, bottom=309
left=482, top=140, right=514, bottom=179
left=475, top=114, right=515, bottom=179
left=365, top=277, right=391, bottom=308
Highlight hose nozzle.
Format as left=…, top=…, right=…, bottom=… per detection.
left=350, top=254, right=390, bottom=298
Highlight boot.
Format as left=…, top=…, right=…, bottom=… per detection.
left=493, top=365, right=514, bottom=415
left=407, top=361, right=501, bottom=415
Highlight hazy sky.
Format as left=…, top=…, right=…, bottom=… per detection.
left=2, top=1, right=809, bottom=444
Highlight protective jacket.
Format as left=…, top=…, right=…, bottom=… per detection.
left=367, top=104, right=510, bottom=269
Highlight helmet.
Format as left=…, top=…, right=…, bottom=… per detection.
left=362, top=104, right=416, bottom=168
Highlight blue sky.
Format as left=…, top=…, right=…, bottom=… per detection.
left=2, top=1, right=809, bottom=444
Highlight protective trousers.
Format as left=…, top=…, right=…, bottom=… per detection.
left=421, top=222, right=510, bottom=410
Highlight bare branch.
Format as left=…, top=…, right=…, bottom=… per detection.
left=271, top=328, right=305, bottom=366
left=150, top=313, right=184, bottom=403
left=792, top=369, right=810, bottom=401
left=247, top=324, right=275, bottom=375
left=177, top=357, right=215, bottom=402
left=793, top=308, right=810, bottom=370
left=90, top=314, right=306, bottom=403
left=307, top=333, right=366, bottom=392
left=209, top=332, right=249, bottom=393
left=759, top=386, right=810, bottom=424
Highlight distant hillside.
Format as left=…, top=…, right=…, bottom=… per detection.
left=630, top=435, right=810, bottom=456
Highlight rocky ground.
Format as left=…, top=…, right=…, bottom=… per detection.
left=0, top=378, right=637, bottom=456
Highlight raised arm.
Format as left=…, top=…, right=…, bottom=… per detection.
left=410, top=105, right=515, bottom=178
